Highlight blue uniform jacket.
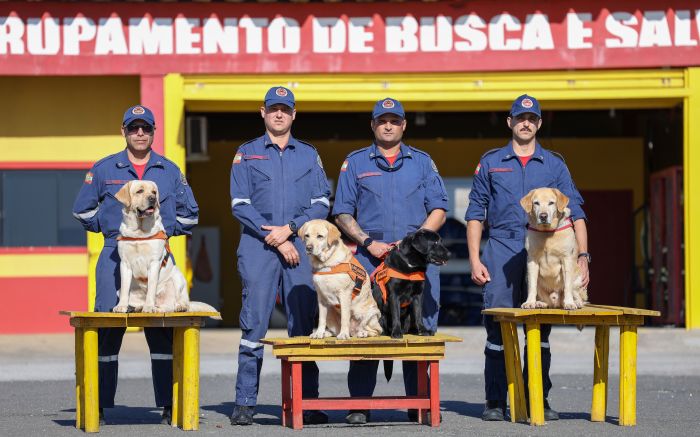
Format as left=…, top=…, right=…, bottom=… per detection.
left=333, top=143, right=449, bottom=242
left=465, top=142, right=585, bottom=239
left=230, top=133, right=331, bottom=239
left=72, top=149, right=199, bottom=245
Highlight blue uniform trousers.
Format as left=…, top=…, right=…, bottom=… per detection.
left=95, top=243, right=173, bottom=408
left=347, top=248, right=440, bottom=397
left=481, top=236, right=552, bottom=402
left=235, top=232, right=319, bottom=406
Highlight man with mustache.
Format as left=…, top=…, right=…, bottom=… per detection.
left=465, top=95, right=591, bottom=421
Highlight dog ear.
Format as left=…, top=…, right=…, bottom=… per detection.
left=520, top=189, right=536, bottom=213
left=297, top=222, right=307, bottom=240
left=115, top=181, right=132, bottom=208
left=554, top=188, right=570, bottom=213
left=327, top=222, right=341, bottom=245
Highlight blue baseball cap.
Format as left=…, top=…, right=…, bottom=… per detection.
left=123, top=105, right=155, bottom=127
left=510, top=94, right=541, bottom=118
left=372, top=97, right=405, bottom=120
left=264, top=86, right=295, bottom=108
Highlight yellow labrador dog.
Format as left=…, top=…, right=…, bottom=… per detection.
left=112, top=180, right=217, bottom=315
left=299, top=219, right=382, bottom=340
left=520, top=187, right=588, bottom=310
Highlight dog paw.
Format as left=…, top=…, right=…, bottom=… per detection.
left=142, top=305, right=155, bottom=313
left=356, top=330, right=368, bottom=338
left=390, top=330, right=403, bottom=339
left=521, top=301, right=538, bottom=309
left=337, top=332, right=351, bottom=340
left=112, top=305, right=129, bottom=313
left=563, top=301, right=578, bottom=310
left=310, top=330, right=324, bottom=339
left=175, top=304, right=189, bottom=312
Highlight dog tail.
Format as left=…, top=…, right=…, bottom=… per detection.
left=383, top=360, right=393, bottom=382
left=188, top=301, right=222, bottom=319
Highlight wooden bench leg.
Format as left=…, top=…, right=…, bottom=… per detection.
left=291, top=362, right=303, bottom=430
left=501, top=321, right=528, bottom=423
left=75, top=327, right=85, bottom=431
left=281, top=359, right=291, bottom=427
left=591, top=325, right=610, bottom=422
left=172, top=327, right=184, bottom=428
left=417, top=361, right=428, bottom=424
left=429, top=361, right=440, bottom=427
left=525, top=323, right=545, bottom=426
left=619, top=325, right=637, bottom=426
left=83, top=327, right=99, bottom=433
left=181, top=326, right=200, bottom=431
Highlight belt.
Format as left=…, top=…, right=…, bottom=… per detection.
left=488, top=229, right=526, bottom=240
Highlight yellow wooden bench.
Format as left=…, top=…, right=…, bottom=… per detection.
left=61, top=311, right=220, bottom=433
left=482, top=305, right=660, bottom=426
left=261, top=333, right=462, bottom=429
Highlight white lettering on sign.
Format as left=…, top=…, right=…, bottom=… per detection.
left=27, top=17, right=60, bottom=55
left=313, top=17, right=345, bottom=53
left=95, top=17, right=127, bottom=55
left=64, top=17, right=96, bottom=55
left=268, top=17, right=300, bottom=53
left=567, top=13, right=593, bottom=49
left=129, top=17, right=173, bottom=54
left=202, top=17, right=238, bottom=54
left=348, top=17, right=373, bottom=53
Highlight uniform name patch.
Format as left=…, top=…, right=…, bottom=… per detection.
left=489, top=168, right=513, bottom=173
left=357, top=172, right=382, bottom=179
left=84, top=172, right=93, bottom=184
left=245, top=155, right=269, bottom=160
left=340, top=160, right=348, bottom=172
left=233, top=152, right=243, bottom=164
left=474, top=164, right=481, bottom=175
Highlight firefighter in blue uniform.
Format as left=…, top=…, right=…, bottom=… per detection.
left=333, top=98, right=449, bottom=424
left=229, top=86, right=331, bottom=426
left=465, top=94, right=591, bottom=421
left=72, top=105, right=199, bottom=425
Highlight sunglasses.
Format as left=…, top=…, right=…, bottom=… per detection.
left=125, top=123, right=154, bottom=134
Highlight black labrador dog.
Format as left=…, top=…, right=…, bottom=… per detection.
left=372, top=228, right=450, bottom=340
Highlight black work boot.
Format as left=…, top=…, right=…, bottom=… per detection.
left=303, top=410, right=329, bottom=425
left=345, top=410, right=370, bottom=424
left=543, top=399, right=559, bottom=421
left=161, top=405, right=172, bottom=425
left=407, top=409, right=443, bottom=423
left=230, top=405, right=254, bottom=426
left=481, top=400, right=506, bottom=421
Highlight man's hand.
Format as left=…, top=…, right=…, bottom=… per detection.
left=578, top=257, right=590, bottom=289
left=470, top=259, right=491, bottom=286
left=277, top=241, right=300, bottom=266
left=262, top=224, right=293, bottom=247
left=367, top=241, right=392, bottom=259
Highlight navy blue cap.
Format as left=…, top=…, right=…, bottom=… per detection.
left=510, top=94, right=541, bottom=118
left=372, top=97, right=405, bottom=119
left=123, top=105, right=155, bottom=127
left=264, top=86, right=295, bottom=108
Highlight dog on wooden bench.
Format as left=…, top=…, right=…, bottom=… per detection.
left=520, top=187, right=588, bottom=310
left=371, top=229, right=450, bottom=339
left=112, top=180, right=217, bottom=314
left=299, top=219, right=382, bottom=340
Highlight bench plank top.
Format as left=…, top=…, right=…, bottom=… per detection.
left=482, top=304, right=659, bottom=318
left=60, top=311, right=221, bottom=319
left=261, top=332, right=462, bottom=347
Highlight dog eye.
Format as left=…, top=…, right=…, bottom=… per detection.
left=152, top=190, right=156, bottom=195
left=317, top=235, right=323, bottom=239
left=304, top=234, right=310, bottom=238
left=533, top=201, right=540, bottom=206
left=548, top=201, right=554, bottom=205
left=136, top=189, right=144, bottom=194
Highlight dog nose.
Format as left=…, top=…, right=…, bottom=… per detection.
left=538, top=213, right=548, bottom=221
left=148, top=195, right=156, bottom=203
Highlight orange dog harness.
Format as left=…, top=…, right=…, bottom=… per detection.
left=313, top=257, right=368, bottom=307
left=117, top=231, right=171, bottom=277
left=370, top=261, right=426, bottom=308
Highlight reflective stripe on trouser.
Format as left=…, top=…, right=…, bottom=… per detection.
left=95, top=245, right=173, bottom=408
left=347, top=249, right=440, bottom=397
left=235, top=234, right=319, bottom=407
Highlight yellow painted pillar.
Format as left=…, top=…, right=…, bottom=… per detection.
left=86, top=233, right=103, bottom=311
left=181, top=326, right=200, bottom=430
left=83, top=327, right=100, bottom=432
left=525, top=323, right=545, bottom=425
left=75, top=328, right=85, bottom=430
left=591, top=325, right=610, bottom=422
left=500, top=321, right=528, bottom=422
left=685, top=67, right=700, bottom=329
left=163, top=74, right=188, bottom=276
left=619, top=325, right=638, bottom=426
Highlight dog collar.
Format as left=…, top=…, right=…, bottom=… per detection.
left=117, top=230, right=168, bottom=241
left=526, top=217, right=574, bottom=233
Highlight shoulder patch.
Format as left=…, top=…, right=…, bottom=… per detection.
left=340, top=160, right=349, bottom=172
left=430, top=159, right=439, bottom=173
left=549, top=150, right=566, bottom=162
left=233, top=152, right=243, bottom=165
left=84, top=171, right=94, bottom=184
left=180, top=172, right=188, bottom=185
left=480, top=148, right=500, bottom=159
left=474, top=163, right=481, bottom=175
left=317, top=155, right=324, bottom=169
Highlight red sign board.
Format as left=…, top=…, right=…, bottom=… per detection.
left=2, top=1, right=700, bottom=75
